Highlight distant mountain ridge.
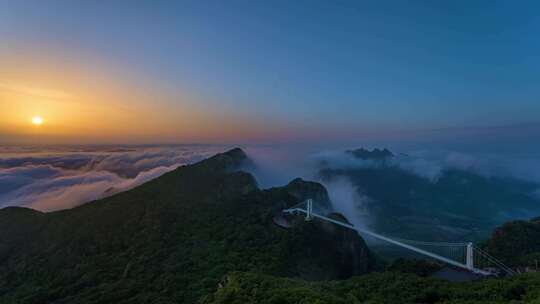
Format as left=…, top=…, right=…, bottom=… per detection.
left=346, top=148, right=394, bottom=160
left=0, top=148, right=373, bottom=303
left=318, top=148, right=540, bottom=243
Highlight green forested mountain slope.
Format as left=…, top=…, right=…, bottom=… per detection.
left=0, top=148, right=372, bottom=304
left=204, top=271, right=540, bottom=304
left=485, top=217, right=540, bottom=268
left=3, top=147, right=540, bottom=304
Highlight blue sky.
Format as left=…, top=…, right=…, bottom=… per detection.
left=1, top=0, right=539, bottom=147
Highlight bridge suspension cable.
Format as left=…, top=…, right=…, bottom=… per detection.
left=283, top=199, right=515, bottom=276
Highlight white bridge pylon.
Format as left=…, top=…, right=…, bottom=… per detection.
left=283, top=199, right=516, bottom=276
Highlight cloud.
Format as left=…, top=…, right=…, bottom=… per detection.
left=396, top=150, right=540, bottom=184
left=3, top=144, right=539, bottom=213
left=0, top=165, right=64, bottom=193
left=322, top=177, right=372, bottom=230
left=0, top=146, right=220, bottom=178
left=9, top=171, right=121, bottom=211
left=306, top=148, right=540, bottom=184
left=104, top=164, right=179, bottom=195
left=0, top=82, right=73, bottom=99
left=242, top=146, right=315, bottom=188
left=0, top=145, right=227, bottom=211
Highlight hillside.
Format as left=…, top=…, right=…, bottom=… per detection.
left=0, top=148, right=373, bottom=304
left=485, top=217, right=540, bottom=268
left=203, top=271, right=540, bottom=304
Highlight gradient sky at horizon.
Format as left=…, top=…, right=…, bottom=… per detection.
left=1, top=0, right=539, bottom=148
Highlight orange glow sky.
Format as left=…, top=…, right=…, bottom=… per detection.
left=0, top=49, right=359, bottom=145
left=2, top=1, right=539, bottom=147
left=0, top=48, right=288, bottom=145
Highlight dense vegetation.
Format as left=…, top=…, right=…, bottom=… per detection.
left=204, top=271, right=540, bottom=304
left=485, top=217, right=540, bottom=268
left=0, top=148, right=373, bottom=303
left=2, top=147, right=540, bottom=303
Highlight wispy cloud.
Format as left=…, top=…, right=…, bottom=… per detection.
left=0, top=145, right=226, bottom=211
left=0, top=82, right=73, bottom=99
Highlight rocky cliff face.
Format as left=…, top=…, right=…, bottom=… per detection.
left=0, top=148, right=373, bottom=303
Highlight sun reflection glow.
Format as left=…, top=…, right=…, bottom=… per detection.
left=31, top=116, right=43, bottom=125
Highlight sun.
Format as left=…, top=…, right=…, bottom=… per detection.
left=31, top=116, right=44, bottom=125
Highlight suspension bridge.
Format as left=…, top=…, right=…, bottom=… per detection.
left=282, top=199, right=516, bottom=276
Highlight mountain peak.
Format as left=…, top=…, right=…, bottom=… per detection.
left=184, top=147, right=250, bottom=175
left=284, top=178, right=331, bottom=210
left=346, top=148, right=394, bottom=160
left=207, top=147, right=248, bottom=167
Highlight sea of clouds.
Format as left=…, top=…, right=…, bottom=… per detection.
left=2, top=144, right=539, bottom=214
left=0, top=145, right=229, bottom=211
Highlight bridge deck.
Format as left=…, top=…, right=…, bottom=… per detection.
left=283, top=207, right=492, bottom=276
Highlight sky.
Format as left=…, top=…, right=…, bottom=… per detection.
left=1, top=0, right=539, bottom=148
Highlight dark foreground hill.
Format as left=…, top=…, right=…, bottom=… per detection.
left=0, top=148, right=373, bottom=304
left=206, top=218, right=540, bottom=304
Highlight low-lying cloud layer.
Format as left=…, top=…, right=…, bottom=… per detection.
left=308, top=149, right=540, bottom=185
left=2, top=144, right=539, bottom=217
left=0, top=145, right=227, bottom=211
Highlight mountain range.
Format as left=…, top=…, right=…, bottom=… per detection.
left=318, top=148, right=540, bottom=243
left=0, top=148, right=372, bottom=303
left=1, top=148, right=540, bottom=303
